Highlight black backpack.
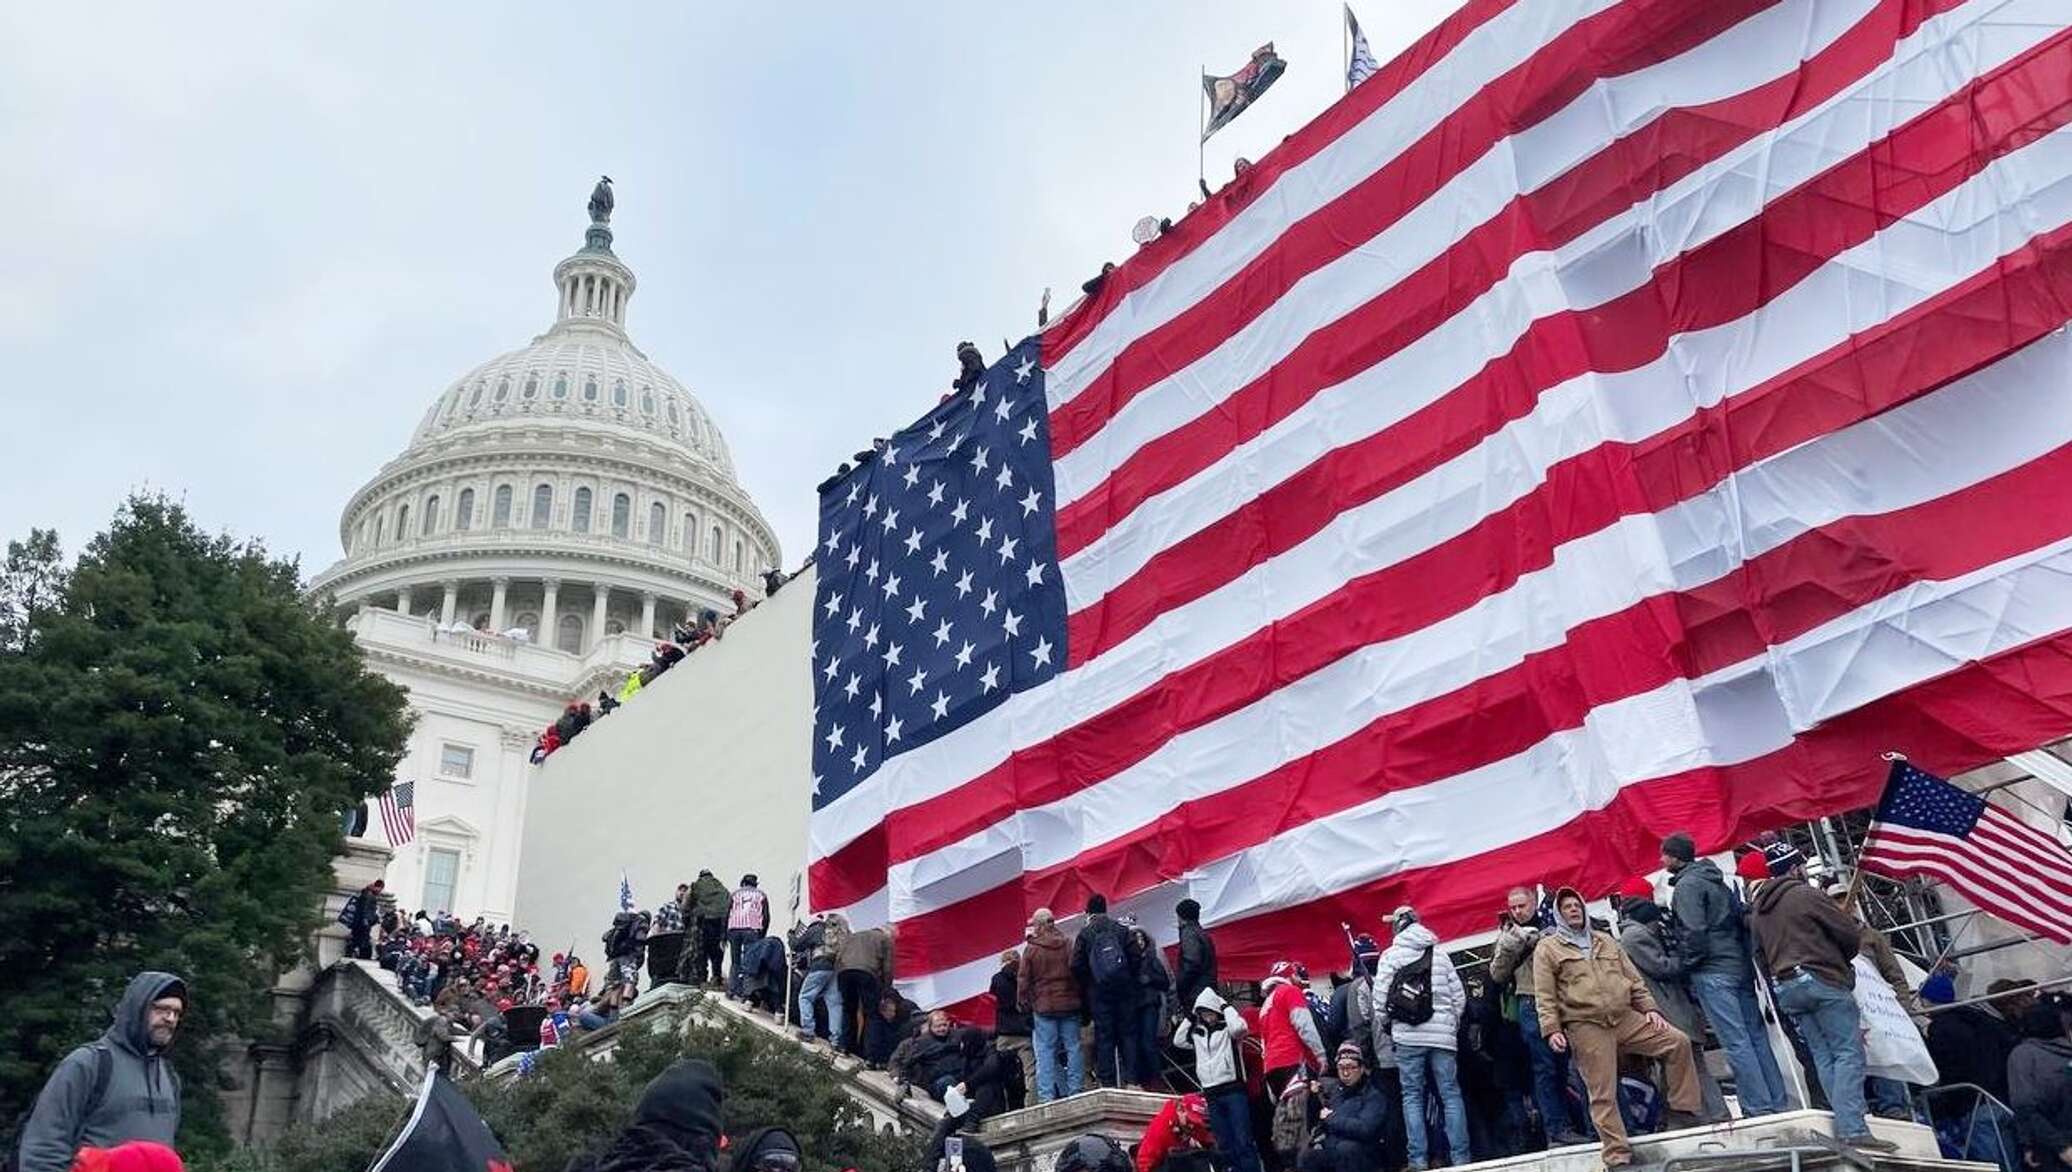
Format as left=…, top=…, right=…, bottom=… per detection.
left=2, top=1043, right=115, bottom=1172
left=1088, top=928, right=1133, bottom=992
left=1384, top=948, right=1436, bottom=1026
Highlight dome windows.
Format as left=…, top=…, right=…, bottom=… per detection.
left=469, top=383, right=485, bottom=407
left=648, top=502, right=666, bottom=545
left=584, top=378, right=599, bottom=403
left=572, top=487, right=593, bottom=533
left=734, top=541, right=744, bottom=572
left=610, top=493, right=631, bottom=539
left=530, top=484, right=553, bottom=529
left=709, top=525, right=722, bottom=560
left=492, top=485, right=513, bottom=527
left=641, top=388, right=656, bottom=415
left=422, top=496, right=440, bottom=537
left=556, top=614, right=584, bottom=654
left=494, top=378, right=510, bottom=403
left=523, top=376, right=539, bottom=400
left=456, top=489, right=475, bottom=531
left=554, top=374, right=569, bottom=400
left=397, top=503, right=411, bottom=538
left=666, top=401, right=680, bottom=425
left=612, top=380, right=628, bottom=408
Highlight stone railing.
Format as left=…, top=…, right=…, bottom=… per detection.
left=430, top=626, right=520, bottom=660
left=287, top=959, right=485, bottom=1124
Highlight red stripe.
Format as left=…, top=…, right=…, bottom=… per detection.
left=1860, top=837, right=2072, bottom=941
left=1971, top=814, right=2072, bottom=888
left=1049, top=0, right=1785, bottom=457
left=1052, top=0, right=1962, bottom=561
left=1043, top=0, right=1522, bottom=366
left=1065, top=29, right=2072, bottom=662
left=811, top=210, right=2072, bottom=912
left=882, top=449, right=2072, bottom=978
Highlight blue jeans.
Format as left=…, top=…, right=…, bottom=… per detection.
left=1033, top=1012, right=1085, bottom=1102
left=797, top=968, right=842, bottom=1039
left=1867, top=1076, right=1912, bottom=1118
left=1690, top=970, right=1792, bottom=1116
left=1399, top=1044, right=1470, bottom=1168
left=1774, top=973, right=1870, bottom=1138
left=1207, top=1084, right=1264, bottom=1172
left=1517, top=997, right=1590, bottom=1140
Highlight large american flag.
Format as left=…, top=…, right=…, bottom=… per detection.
left=810, top=0, right=2072, bottom=1011
left=378, top=782, right=416, bottom=849
left=1860, top=761, right=2072, bottom=944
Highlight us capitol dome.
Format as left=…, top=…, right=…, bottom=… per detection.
left=309, top=179, right=780, bottom=924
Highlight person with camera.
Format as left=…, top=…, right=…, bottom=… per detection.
left=1299, top=1043, right=1387, bottom=1172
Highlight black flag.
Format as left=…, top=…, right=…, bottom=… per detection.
left=1203, top=43, right=1287, bottom=141
left=368, top=1070, right=511, bottom=1172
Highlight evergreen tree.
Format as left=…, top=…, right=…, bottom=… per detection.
left=0, top=497, right=411, bottom=1159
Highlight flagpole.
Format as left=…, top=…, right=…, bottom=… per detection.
left=1343, top=5, right=1351, bottom=95
left=1197, top=63, right=1206, bottom=192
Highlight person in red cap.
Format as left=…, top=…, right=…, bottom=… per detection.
left=70, top=1143, right=183, bottom=1172
left=1135, top=1092, right=1212, bottom=1172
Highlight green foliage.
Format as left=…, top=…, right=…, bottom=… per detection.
left=0, top=497, right=413, bottom=1160
left=201, top=1003, right=924, bottom=1172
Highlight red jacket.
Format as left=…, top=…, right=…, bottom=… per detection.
left=1136, top=1094, right=1210, bottom=1172
left=1260, top=981, right=1325, bottom=1072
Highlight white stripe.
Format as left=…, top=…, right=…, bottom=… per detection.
left=809, top=133, right=2072, bottom=865
left=899, top=537, right=2072, bottom=1005
left=1887, top=825, right=2072, bottom=913
left=878, top=335, right=2072, bottom=915
left=1057, top=0, right=2061, bottom=601
left=1046, top=0, right=1625, bottom=407
left=1976, top=808, right=2072, bottom=885
left=1053, top=0, right=1927, bottom=509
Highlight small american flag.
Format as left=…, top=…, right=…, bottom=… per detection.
left=1345, top=6, right=1378, bottom=91
left=1860, top=760, right=2072, bottom=944
left=378, top=782, right=415, bottom=848
left=618, top=870, right=635, bottom=914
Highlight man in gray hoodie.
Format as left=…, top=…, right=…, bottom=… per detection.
left=17, top=971, right=186, bottom=1172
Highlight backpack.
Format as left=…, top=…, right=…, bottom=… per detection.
left=1, top=1043, right=115, bottom=1172
left=1089, top=927, right=1133, bottom=991
left=1384, top=947, right=1436, bottom=1026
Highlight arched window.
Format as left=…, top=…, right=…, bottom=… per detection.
left=572, top=487, right=592, bottom=533
left=666, top=402, right=680, bottom=425
left=612, top=380, right=628, bottom=408
left=611, top=493, right=631, bottom=539
left=583, top=378, right=598, bottom=402
left=397, top=503, right=410, bottom=538
left=456, top=488, right=475, bottom=531
left=649, top=502, right=666, bottom=545
left=682, top=514, right=698, bottom=550
left=734, top=541, right=744, bottom=571
left=531, top=484, right=553, bottom=529
left=422, top=496, right=439, bottom=536
left=641, top=389, right=656, bottom=415
left=554, top=374, right=569, bottom=399
left=494, top=378, right=510, bottom=403
left=523, top=375, right=539, bottom=400
left=469, top=383, right=484, bottom=407
left=376, top=514, right=387, bottom=545
left=556, top=613, right=584, bottom=653
left=514, top=611, right=539, bottom=640
left=492, top=485, right=513, bottom=527
left=709, top=525, right=722, bottom=560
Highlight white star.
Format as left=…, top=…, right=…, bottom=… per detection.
left=995, top=463, right=1015, bottom=491
left=883, top=641, right=904, bottom=668
left=842, top=673, right=861, bottom=700
left=845, top=607, right=862, bottom=632
left=930, top=691, right=951, bottom=721
left=903, top=527, right=924, bottom=556
left=972, top=380, right=987, bottom=404
left=979, top=588, right=999, bottom=617
left=824, top=529, right=841, bottom=554
left=885, top=715, right=904, bottom=743
left=929, top=547, right=950, bottom=577
left=927, top=480, right=945, bottom=507
left=907, top=665, right=928, bottom=695
left=1017, top=417, right=1039, bottom=446
left=950, top=498, right=969, bottom=526
left=993, top=396, right=1014, bottom=422
left=883, top=444, right=900, bottom=465
left=975, top=516, right=995, bottom=546
left=823, top=591, right=843, bottom=617
left=844, top=543, right=861, bottom=569
left=845, top=483, right=859, bottom=505
left=851, top=744, right=868, bottom=771
left=1025, top=560, right=1045, bottom=588
left=902, top=462, right=921, bottom=489
left=882, top=572, right=902, bottom=599
left=1030, top=636, right=1054, bottom=668
left=863, top=494, right=879, bottom=519
left=1015, top=356, right=1035, bottom=383
left=865, top=557, right=880, bottom=583
left=954, top=569, right=974, bottom=598
left=928, top=418, right=946, bottom=442
left=932, top=617, right=953, bottom=647
left=998, top=535, right=1020, bottom=564
left=868, top=691, right=883, bottom=718
left=1002, top=609, right=1022, bottom=638
left=863, top=622, right=881, bottom=649
left=970, top=445, right=990, bottom=474
left=954, top=640, right=976, bottom=669
left=881, top=507, right=900, bottom=532
left=812, top=774, right=822, bottom=797
left=822, top=656, right=840, bottom=682
left=824, top=723, right=845, bottom=751
left=1020, top=487, right=1043, bottom=517
left=980, top=662, right=1001, bottom=693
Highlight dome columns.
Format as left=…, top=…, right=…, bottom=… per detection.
left=541, top=579, right=561, bottom=643
left=489, top=577, right=511, bottom=631
left=395, top=586, right=413, bottom=615
left=590, top=586, right=610, bottom=650
left=440, top=580, right=460, bottom=627
left=639, top=592, right=657, bottom=642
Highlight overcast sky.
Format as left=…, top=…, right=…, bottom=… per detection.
left=1, top=2, right=1458, bottom=574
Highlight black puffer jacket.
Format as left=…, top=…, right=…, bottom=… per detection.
left=1667, top=859, right=1750, bottom=977
left=1312, top=1074, right=1387, bottom=1172
left=2009, top=1007, right=2072, bottom=1172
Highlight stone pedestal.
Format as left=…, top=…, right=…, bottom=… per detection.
left=977, top=1088, right=1167, bottom=1172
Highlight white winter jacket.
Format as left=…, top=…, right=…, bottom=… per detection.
left=1371, top=923, right=1464, bottom=1051
left=1173, top=987, right=1249, bottom=1090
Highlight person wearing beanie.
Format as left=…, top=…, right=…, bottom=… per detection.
left=1300, top=1043, right=1387, bottom=1172
left=730, top=1127, right=801, bottom=1172
left=1615, top=894, right=1729, bottom=1121
left=69, top=1144, right=183, bottom=1172
left=1661, top=831, right=1792, bottom=1117
left=568, top=1058, right=725, bottom=1172
left=1745, top=851, right=1896, bottom=1151
left=1533, top=888, right=1703, bottom=1167
left=1174, top=899, right=1218, bottom=1017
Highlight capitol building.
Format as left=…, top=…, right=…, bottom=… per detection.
left=309, top=184, right=780, bottom=923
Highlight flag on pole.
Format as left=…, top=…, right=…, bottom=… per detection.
left=377, top=782, right=416, bottom=848
left=618, top=869, right=635, bottom=914
left=1345, top=6, right=1378, bottom=90
left=368, top=1069, right=510, bottom=1172
left=1860, top=760, right=2072, bottom=944
left=1202, top=43, right=1286, bottom=142
left=808, top=0, right=2072, bottom=1012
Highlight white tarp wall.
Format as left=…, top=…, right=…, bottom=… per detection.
left=513, top=567, right=817, bottom=961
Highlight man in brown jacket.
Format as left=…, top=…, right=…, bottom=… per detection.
left=1017, top=907, right=1085, bottom=1102
left=1532, top=887, right=1703, bottom=1167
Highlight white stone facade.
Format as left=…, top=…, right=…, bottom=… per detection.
left=308, top=204, right=780, bottom=924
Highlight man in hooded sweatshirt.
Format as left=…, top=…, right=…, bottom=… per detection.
left=1173, top=988, right=1263, bottom=1172
left=1661, top=832, right=1791, bottom=1117
left=18, top=972, right=187, bottom=1172
left=1532, top=888, right=1703, bottom=1169
left=566, top=1057, right=725, bottom=1172
left=1371, top=908, right=1467, bottom=1172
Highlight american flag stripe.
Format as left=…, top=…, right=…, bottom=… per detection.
left=1860, top=759, right=2072, bottom=944
left=379, top=783, right=415, bottom=849
left=1054, top=0, right=1995, bottom=560
left=809, top=156, right=2072, bottom=907
left=811, top=0, right=2072, bottom=1009
left=1866, top=834, right=2072, bottom=930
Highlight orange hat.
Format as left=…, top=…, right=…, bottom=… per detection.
left=72, top=1143, right=186, bottom=1172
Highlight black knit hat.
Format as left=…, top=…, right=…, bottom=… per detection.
left=634, top=1058, right=725, bottom=1150
left=1176, top=899, right=1201, bottom=922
